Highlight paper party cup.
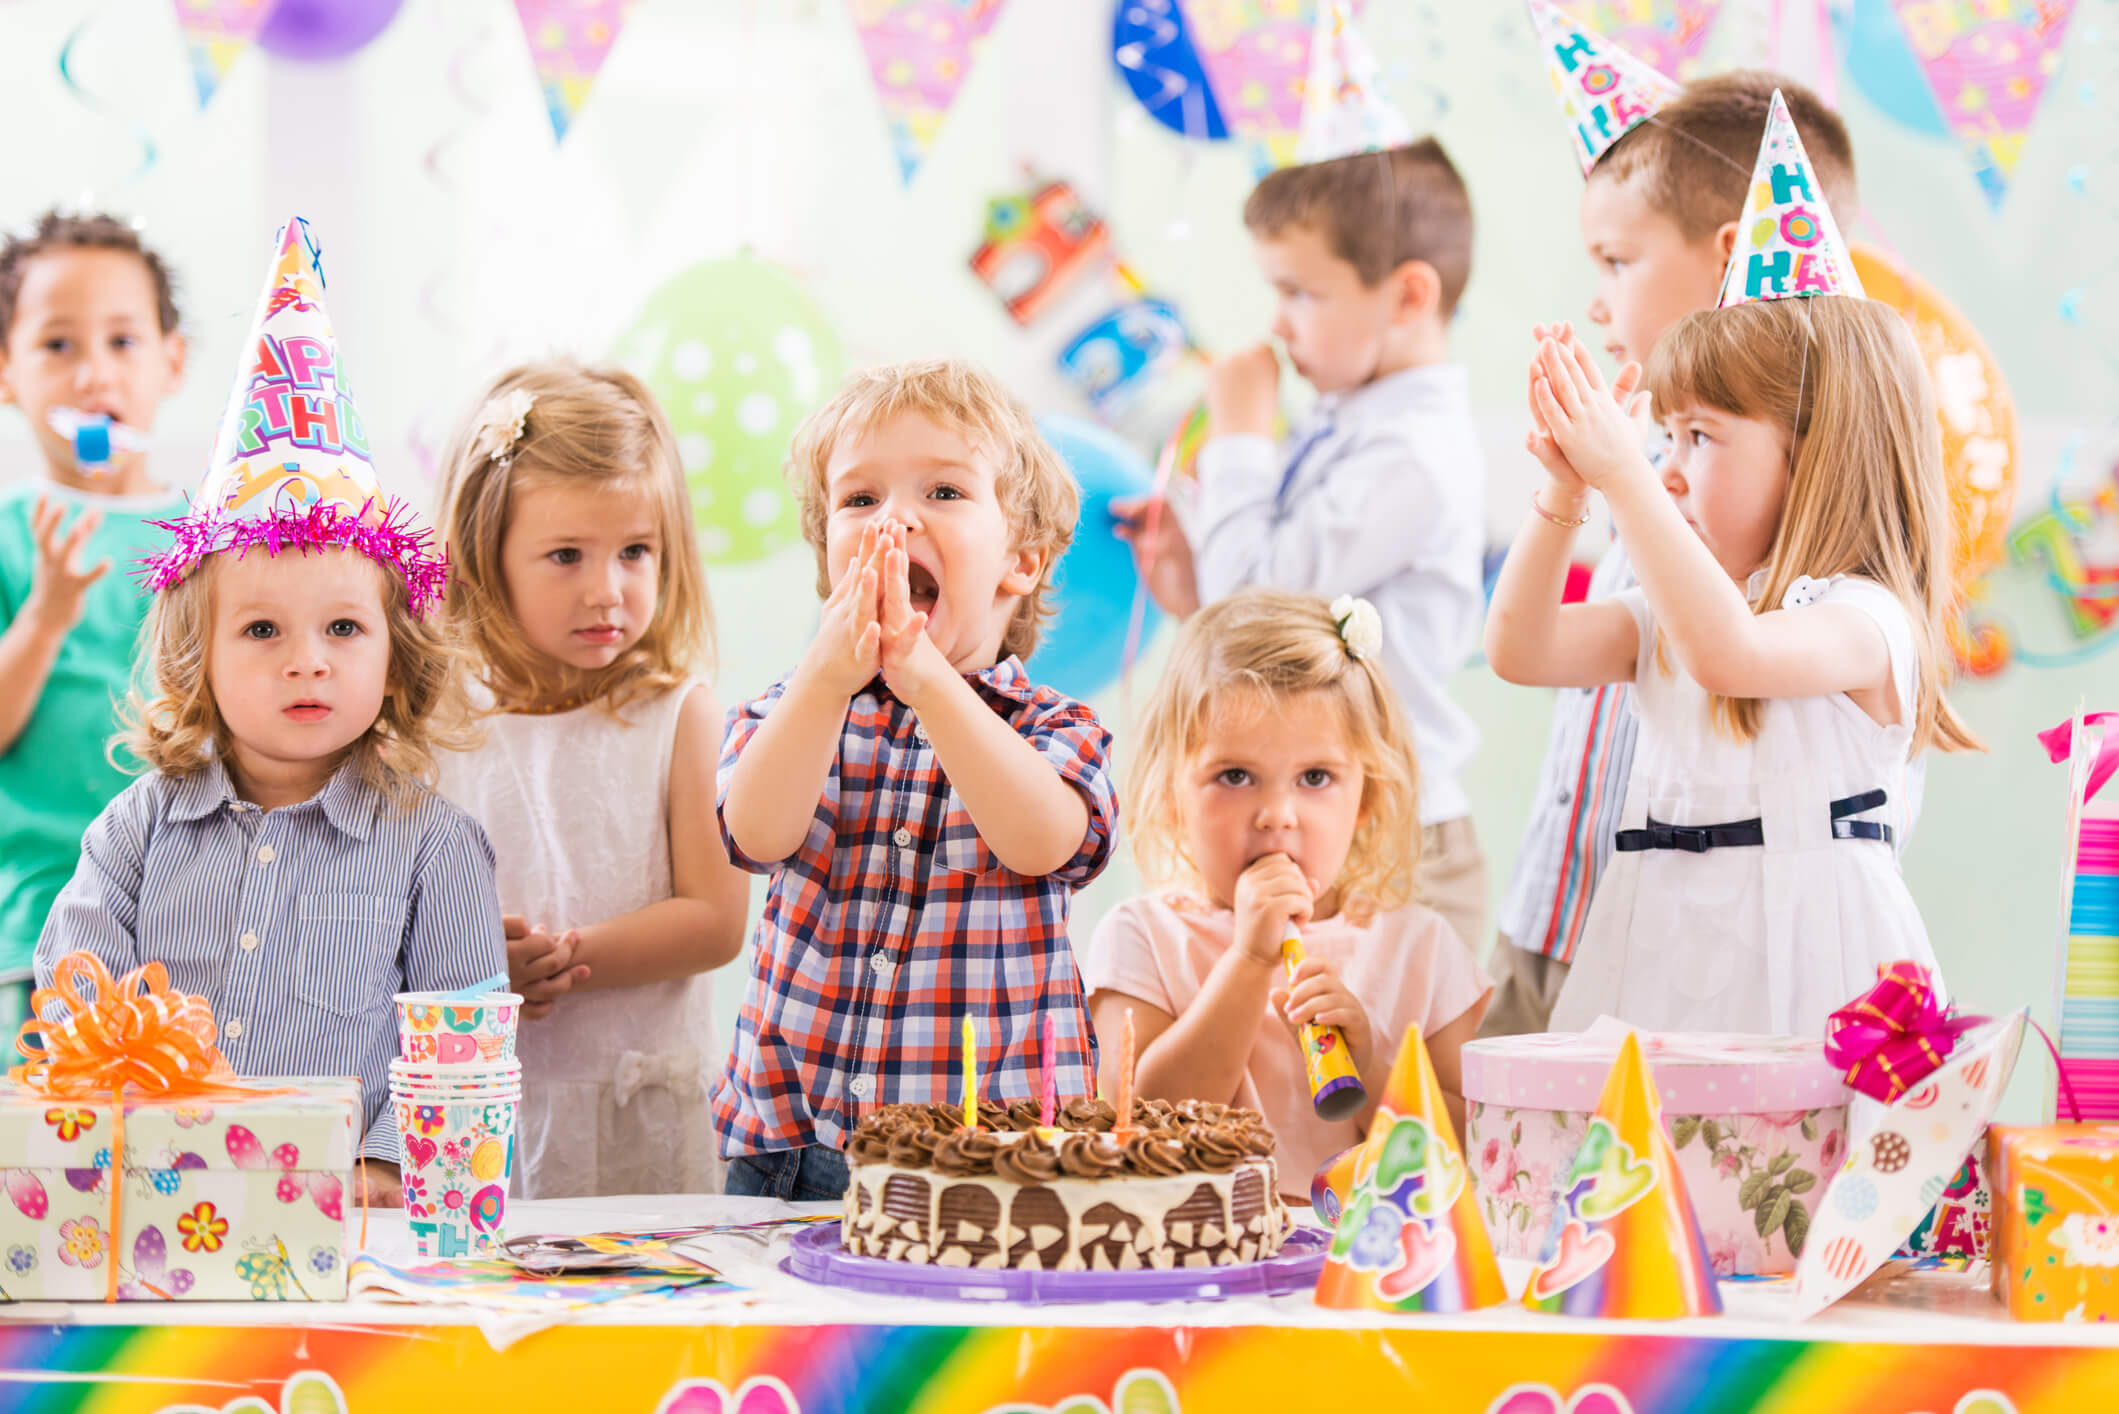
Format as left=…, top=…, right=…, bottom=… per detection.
left=393, top=1091, right=518, bottom=1258
left=390, top=1058, right=522, bottom=1089
left=396, top=991, right=521, bottom=1064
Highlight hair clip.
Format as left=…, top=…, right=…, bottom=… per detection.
left=470, top=388, right=536, bottom=468
left=1329, top=594, right=1383, bottom=662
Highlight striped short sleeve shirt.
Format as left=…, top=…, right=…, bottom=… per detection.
left=35, top=758, right=506, bottom=1162
left=710, top=658, right=1117, bottom=1156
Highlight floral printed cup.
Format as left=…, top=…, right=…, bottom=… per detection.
left=391, top=1090, right=518, bottom=1259
left=395, top=992, right=521, bottom=1065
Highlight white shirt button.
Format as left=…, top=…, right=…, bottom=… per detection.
left=1556, top=788, right=1572, bottom=806
left=255, top=845, right=275, bottom=864
left=869, top=951, right=892, bottom=975
left=848, top=1075, right=872, bottom=1099
left=239, top=932, right=259, bottom=952
left=225, top=1020, right=243, bottom=1039
left=892, top=827, right=911, bottom=848
left=914, top=725, right=928, bottom=743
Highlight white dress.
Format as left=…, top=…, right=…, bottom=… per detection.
left=1551, top=576, right=1938, bottom=1037
left=437, top=681, right=724, bottom=1199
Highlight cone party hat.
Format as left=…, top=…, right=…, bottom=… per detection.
left=1522, top=1030, right=1722, bottom=1318
left=143, top=217, right=445, bottom=615
left=1314, top=1023, right=1506, bottom=1313
left=1715, top=90, right=1866, bottom=308
left=1294, top=1, right=1413, bottom=165
left=1527, top=0, right=1681, bottom=176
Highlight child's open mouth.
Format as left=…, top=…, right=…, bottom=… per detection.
left=907, top=561, right=940, bottom=613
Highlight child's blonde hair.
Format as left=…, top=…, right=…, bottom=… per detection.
left=1645, top=297, right=1981, bottom=754
left=122, top=551, right=471, bottom=799
left=786, top=359, right=1078, bottom=662
left=1124, top=588, right=1423, bottom=911
left=437, top=360, right=712, bottom=714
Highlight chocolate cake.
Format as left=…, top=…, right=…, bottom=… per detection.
left=841, top=1097, right=1292, bottom=1272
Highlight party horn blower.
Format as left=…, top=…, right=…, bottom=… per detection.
left=1522, top=1031, right=1721, bottom=1318
left=1314, top=1024, right=1506, bottom=1312
left=1282, top=930, right=1366, bottom=1121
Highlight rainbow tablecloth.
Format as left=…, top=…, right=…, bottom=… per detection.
left=1, top=1195, right=2116, bottom=1413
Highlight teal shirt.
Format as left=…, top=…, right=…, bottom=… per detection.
left=0, top=479, right=186, bottom=968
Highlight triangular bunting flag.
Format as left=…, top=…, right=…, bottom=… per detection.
left=1315, top=1025, right=1507, bottom=1313
left=1522, top=1031, right=1722, bottom=1318
left=1716, top=90, right=1866, bottom=307
left=1887, top=0, right=2075, bottom=208
left=172, top=0, right=271, bottom=108
left=1550, top=1, right=1725, bottom=82
left=1294, top=1, right=1413, bottom=164
left=513, top=0, right=637, bottom=143
left=1527, top=0, right=1683, bottom=175
left=850, top=0, right=1006, bottom=183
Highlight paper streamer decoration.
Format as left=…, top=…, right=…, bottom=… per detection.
left=614, top=254, right=844, bottom=566
left=850, top=0, right=1006, bottom=182
left=2044, top=711, right=2119, bottom=1120
left=1716, top=90, right=1864, bottom=308
left=512, top=0, right=635, bottom=142
left=171, top=0, right=270, bottom=107
left=1315, top=1024, right=1507, bottom=1313
left=1551, top=0, right=1725, bottom=81
left=1521, top=1031, right=1721, bottom=1319
left=1886, top=0, right=2077, bottom=207
left=1294, top=1, right=1410, bottom=164
left=1790, top=1011, right=2026, bottom=1318
left=1529, top=0, right=1682, bottom=175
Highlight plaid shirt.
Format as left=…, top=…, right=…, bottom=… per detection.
left=710, top=657, right=1116, bottom=1155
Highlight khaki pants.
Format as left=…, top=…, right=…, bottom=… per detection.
left=1416, top=816, right=1486, bottom=959
left=1477, top=935, right=1571, bottom=1038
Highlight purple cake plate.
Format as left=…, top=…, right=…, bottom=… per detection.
left=780, top=1221, right=1328, bottom=1305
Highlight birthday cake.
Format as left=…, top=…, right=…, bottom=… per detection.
left=841, top=1098, right=1292, bottom=1272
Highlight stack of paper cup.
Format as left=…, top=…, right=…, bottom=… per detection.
left=391, top=992, right=522, bottom=1258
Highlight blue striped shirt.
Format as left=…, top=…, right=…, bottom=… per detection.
left=34, top=757, right=505, bottom=1164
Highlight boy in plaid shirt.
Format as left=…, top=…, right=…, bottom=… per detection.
left=714, top=360, right=1117, bottom=1200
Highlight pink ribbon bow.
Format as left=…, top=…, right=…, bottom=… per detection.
left=1822, top=962, right=1983, bottom=1104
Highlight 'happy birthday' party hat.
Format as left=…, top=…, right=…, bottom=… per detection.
left=1715, top=90, right=1866, bottom=309
left=143, top=217, right=445, bottom=616
left=1522, top=1030, right=1722, bottom=1318
left=1294, top=1, right=1413, bottom=166
left=1527, top=0, right=1681, bottom=176
left=1315, top=1023, right=1507, bottom=1313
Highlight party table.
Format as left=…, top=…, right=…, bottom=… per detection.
left=0, top=1195, right=2114, bottom=1414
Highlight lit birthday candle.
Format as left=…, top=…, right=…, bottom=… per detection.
left=961, top=1012, right=977, bottom=1130
left=1040, top=1012, right=1057, bottom=1127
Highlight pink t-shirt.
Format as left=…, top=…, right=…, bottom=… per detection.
left=1082, top=891, right=1491, bottom=1197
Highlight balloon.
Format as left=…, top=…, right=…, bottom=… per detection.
left=255, top=0, right=405, bottom=62
left=1028, top=415, right=1161, bottom=700
left=1831, top=0, right=1950, bottom=138
left=614, top=255, right=844, bottom=566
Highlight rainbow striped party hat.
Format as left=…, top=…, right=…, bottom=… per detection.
left=1522, top=1030, right=1722, bottom=1318
left=1715, top=90, right=1865, bottom=308
left=1527, top=0, right=1681, bottom=176
left=1314, top=1023, right=1506, bottom=1313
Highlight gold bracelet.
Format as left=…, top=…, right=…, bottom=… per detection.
left=1530, top=488, right=1590, bottom=529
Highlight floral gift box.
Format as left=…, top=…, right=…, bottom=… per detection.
left=0, top=1075, right=357, bottom=1301
left=1988, top=1122, right=2119, bottom=1322
left=1462, top=1024, right=1850, bottom=1276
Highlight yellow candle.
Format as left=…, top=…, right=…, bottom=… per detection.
left=961, top=1012, right=977, bottom=1130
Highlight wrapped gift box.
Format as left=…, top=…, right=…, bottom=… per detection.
left=1898, top=1151, right=1992, bottom=1260
left=1989, top=1122, right=2119, bottom=1322
left=1463, top=1024, right=1849, bottom=1276
left=0, top=1075, right=357, bottom=1301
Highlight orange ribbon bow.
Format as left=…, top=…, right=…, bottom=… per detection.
left=12, top=953, right=230, bottom=1099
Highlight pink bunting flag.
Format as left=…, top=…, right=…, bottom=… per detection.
left=849, top=0, right=1007, bottom=183
left=172, top=0, right=272, bottom=108
left=513, top=0, right=637, bottom=143
left=1888, top=0, right=2076, bottom=207
left=1552, top=1, right=1725, bottom=82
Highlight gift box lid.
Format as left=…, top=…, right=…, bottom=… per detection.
left=0, top=1075, right=360, bottom=1174
left=1991, top=1122, right=2119, bottom=1166
left=1462, top=1019, right=1849, bottom=1115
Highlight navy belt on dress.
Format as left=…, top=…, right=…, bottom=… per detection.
left=1614, top=788, right=1893, bottom=854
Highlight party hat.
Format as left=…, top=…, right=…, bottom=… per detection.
left=1715, top=90, right=1865, bottom=309
left=1527, top=0, right=1681, bottom=176
left=143, top=218, right=444, bottom=616
left=1314, top=1024, right=1507, bottom=1313
left=1294, top=1, right=1413, bottom=166
left=1522, top=1030, right=1721, bottom=1318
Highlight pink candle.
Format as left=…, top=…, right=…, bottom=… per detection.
left=1040, top=1012, right=1057, bottom=1127
left=1113, top=1007, right=1136, bottom=1140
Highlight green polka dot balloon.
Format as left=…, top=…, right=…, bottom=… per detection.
left=615, top=255, right=843, bottom=565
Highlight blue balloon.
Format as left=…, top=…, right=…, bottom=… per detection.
left=1112, top=0, right=1230, bottom=142
left=1833, top=0, right=1950, bottom=138
left=1030, top=415, right=1162, bottom=700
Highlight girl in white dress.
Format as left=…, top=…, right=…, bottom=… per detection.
left=1485, top=297, right=1980, bottom=1037
left=435, top=362, right=749, bottom=1197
